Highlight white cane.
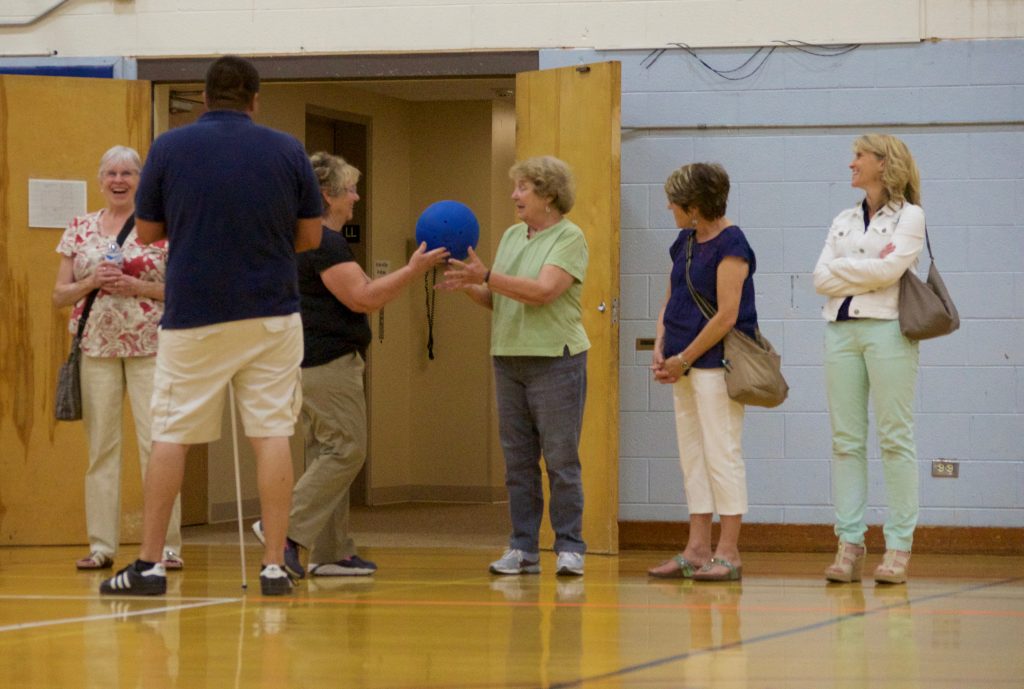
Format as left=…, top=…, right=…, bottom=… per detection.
left=228, top=381, right=248, bottom=591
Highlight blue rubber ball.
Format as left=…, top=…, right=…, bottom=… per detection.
left=415, top=200, right=480, bottom=261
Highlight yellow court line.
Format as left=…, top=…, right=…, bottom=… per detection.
left=266, top=594, right=1024, bottom=617
left=0, top=594, right=239, bottom=601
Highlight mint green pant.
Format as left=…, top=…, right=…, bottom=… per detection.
left=824, top=320, right=919, bottom=552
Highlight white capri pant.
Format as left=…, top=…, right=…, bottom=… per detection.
left=672, top=367, right=748, bottom=516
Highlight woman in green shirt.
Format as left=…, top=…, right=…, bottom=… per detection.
left=441, top=156, right=590, bottom=577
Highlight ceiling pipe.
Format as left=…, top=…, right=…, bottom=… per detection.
left=0, top=0, right=74, bottom=27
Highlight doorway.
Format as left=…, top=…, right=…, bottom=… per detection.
left=304, top=108, right=371, bottom=507
left=150, top=66, right=621, bottom=552
left=305, top=110, right=370, bottom=270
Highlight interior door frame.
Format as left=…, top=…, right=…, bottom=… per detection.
left=515, top=61, right=622, bottom=554
left=139, top=52, right=622, bottom=550
left=137, top=52, right=540, bottom=82
left=303, top=104, right=374, bottom=507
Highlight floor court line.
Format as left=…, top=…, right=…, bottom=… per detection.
left=0, top=596, right=241, bottom=634
left=546, top=577, right=1022, bottom=689
left=253, top=579, right=1024, bottom=617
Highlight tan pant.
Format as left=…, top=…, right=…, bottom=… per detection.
left=81, top=354, right=182, bottom=557
left=289, top=352, right=367, bottom=563
left=672, top=367, right=748, bottom=516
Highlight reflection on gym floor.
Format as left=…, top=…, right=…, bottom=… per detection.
left=1, top=544, right=1021, bottom=689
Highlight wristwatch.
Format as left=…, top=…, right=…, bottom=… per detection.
left=674, top=353, right=691, bottom=373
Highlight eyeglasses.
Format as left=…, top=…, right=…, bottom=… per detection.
left=343, top=186, right=358, bottom=195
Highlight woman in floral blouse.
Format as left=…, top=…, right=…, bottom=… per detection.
left=53, top=145, right=183, bottom=571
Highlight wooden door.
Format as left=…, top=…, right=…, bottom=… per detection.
left=0, top=74, right=161, bottom=544
left=516, top=62, right=621, bottom=554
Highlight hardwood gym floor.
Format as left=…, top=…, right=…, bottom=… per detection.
left=1, top=504, right=1021, bottom=689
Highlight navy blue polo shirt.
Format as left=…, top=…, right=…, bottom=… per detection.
left=662, top=226, right=759, bottom=369
left=136, top=110, right=322, bottom=329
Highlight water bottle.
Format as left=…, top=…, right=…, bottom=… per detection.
left=103, top=241, right=124, bottom=268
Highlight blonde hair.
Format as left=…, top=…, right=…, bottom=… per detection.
left=664, top=162, right=730, bottom=220
left=509, top=156, right=575, bottom=214
left=309, top=151, right=361, bottom=197
left=853, top=134, right=921, bottom=206
left=98, top=145, right=141, bottom=179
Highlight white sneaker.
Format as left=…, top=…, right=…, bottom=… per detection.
left=556, top=551, right=584, bottom=576
left=489, top=548, right=541, bottom=575
left=259, top=564, right=293, bottom=596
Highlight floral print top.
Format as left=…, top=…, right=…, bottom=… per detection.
left=56, top=209, right=167, bottom=358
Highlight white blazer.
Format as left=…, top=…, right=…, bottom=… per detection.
left=813, top=200, right=926, bottom=322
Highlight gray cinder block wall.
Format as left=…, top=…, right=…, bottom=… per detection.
left=544, top=39, right=1024, bottom=528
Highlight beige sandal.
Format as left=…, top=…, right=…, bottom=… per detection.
left=874, top=550, right=911, bottom=584
left=76, top=551, right=113, bottom=570
left=824, top=541, right=866, bottom=583
left=162, top=549, right=185, bottom=571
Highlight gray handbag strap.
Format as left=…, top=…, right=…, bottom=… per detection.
left=897, top=207, right=933, bottom=262
left=923, top=225, right=934, bottom=261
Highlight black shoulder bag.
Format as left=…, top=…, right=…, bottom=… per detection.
left=55, top=215, right=136, bottom=421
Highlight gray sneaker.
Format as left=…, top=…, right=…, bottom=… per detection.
left=489, top=548, right=541, bottom=575
left=556, top=551, right=584, bottom=576
left=309, top=555, right=377, bottom=577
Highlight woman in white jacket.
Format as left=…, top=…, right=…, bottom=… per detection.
left=813, top=134, right=925, bottom=585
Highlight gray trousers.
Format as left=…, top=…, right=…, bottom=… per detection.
left=493, top=349, right=587, bottom=554
left=289, top=352, right=366, bottom=563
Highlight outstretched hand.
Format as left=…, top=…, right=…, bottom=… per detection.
left=408, top=241, right=450, bottom=275
left=437, top=246, right=488, bottom=291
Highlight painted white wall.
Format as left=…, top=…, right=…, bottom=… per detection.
left=1, top=0, right=1022, bottom=58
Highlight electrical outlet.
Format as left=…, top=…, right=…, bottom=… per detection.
left=931, top=459, right=959, bottom=478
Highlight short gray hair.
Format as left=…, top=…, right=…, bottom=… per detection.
left=509, top=156, right=575, bottom=214
left=98, top=145, right=142, bottom=179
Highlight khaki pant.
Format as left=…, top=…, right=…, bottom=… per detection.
left=289, top=352, right=367, bottom=563
left=151, top=314, right=303, bottom=444
left=81, top=354, right=182, bottom=557
left=671, top=367, right=748, bottom=516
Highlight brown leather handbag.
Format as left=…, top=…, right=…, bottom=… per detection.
left=685, top=236, right=788, bottom=408
left=898, top=227, right=960, bottom=341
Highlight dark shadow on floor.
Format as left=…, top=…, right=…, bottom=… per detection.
left=183, top=501, right=510, bottom=549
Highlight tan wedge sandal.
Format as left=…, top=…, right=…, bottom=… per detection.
left=824, top=541, right=865, bottom=583
left=874, top=550, right=911, bottom=584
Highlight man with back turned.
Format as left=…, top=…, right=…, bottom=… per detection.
left=99, top=55, right=323, bottom=597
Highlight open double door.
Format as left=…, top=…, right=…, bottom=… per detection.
left=0, top=61, right=621, bottom=553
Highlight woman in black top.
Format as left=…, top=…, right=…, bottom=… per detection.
left=252, top=152, right=447, bottom=578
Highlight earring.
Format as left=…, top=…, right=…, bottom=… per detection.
left=545, top=205, right=551, bottom=214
